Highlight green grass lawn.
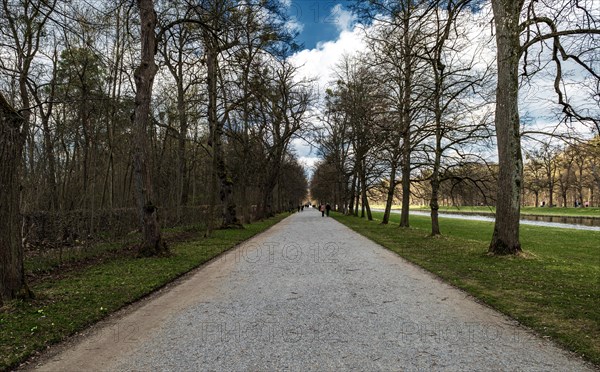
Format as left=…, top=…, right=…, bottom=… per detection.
left=0, top=214, right=287, bottom=370
left=333, top=211, right=600, bottom=366
left=407, top=205, right=600, bottom=217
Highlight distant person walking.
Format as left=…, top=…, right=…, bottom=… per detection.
left=325, top=203, right=331, bottom=217
left=320, top=204, right=325, bottom=217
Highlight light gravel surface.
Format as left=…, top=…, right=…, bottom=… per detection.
left=33, top=210, right=595, bottom=371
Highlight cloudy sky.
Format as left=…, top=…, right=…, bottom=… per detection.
left=283, top=1, right=598, bottom=176
left=285, top=1, right=363, bottom=173
left=284, top=2, right=493, bottom=173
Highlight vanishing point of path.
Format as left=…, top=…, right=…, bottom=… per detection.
left=30, top=210, right=594, bottom=371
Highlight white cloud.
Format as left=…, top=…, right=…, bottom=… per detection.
left=288, top=21, right=368, bottom=177
left=330, top=4, right=357, bottom=32
left=286, top=2, right=598, bottom=182
left=289, top=23, right=367, bottom=98
left=285, top=18, right=304, bottom=34
left=290, top=137, right=321, bottom=178
left=299, top=156, right=321, bottom=174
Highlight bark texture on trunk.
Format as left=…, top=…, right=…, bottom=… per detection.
left=258, top=181, right=276, bottom=220
left=399, top=132, right=411, bottom=227
left=430, top=178, right=441, bottom=236
left=430, top=98, right=443, bottom=236
left=382, top=164, right=397, bottom=224
left=399, top=14, right=413, bottom=228
left=348, top=172, right=357, bottom=215
left=0, top=93, right=32, bottom=304
left=205, top=40, right=240, bottom=229
left=37, top=67, right=59, bottom=211
left=489, top=0, right=523, bottom=255
left=132, top=0, right=167, bottom=256
left=360, top=161, right=373, bottom=220
left=177, top=79, right=189, bottom=215
left=42, top=113, right=59, bottom=210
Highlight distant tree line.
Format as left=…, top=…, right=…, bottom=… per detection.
left=333, top=135, right=600, bottom=209
left=523, top=138, right=600, bottom=208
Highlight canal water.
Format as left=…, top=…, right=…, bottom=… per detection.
left=383, top=210, right=600, bottom=232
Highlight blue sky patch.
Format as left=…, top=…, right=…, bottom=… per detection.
left=288, top=1, right=354, bottom=49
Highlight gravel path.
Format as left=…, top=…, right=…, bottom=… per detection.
left=33, top=210, right=594, bottom=371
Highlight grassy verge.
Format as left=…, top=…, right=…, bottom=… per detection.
left=0, top=214, right=287, bottom=370
left=333, top=211, right=600, bottom=366
left=24, top=224, right=208, bottom=283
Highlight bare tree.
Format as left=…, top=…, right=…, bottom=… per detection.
left=30, top=45, right=60, bottom=211
left=0, top=93, right=32, bottom=304
left=0, top=0, right=62, bottom=302
left=132, top=0, right=167, bottom=256
left=158, top=8, right=205, bottom=222
left=489, top=0, right=599, bottom=254
left=316, top=86, right=354, bottom=214
left=572, top=146, right=588, bottom=207
left=421, top=1, right=494, bottom=235
left=356, top=0, right=436, bottom=227
left=188, top=0, right=243, bottom=230
left=523, top=151, right=546, bottom=207
left=327, top=55, right=383, bottom=220
left=222, top=0, right=299, bottom=223
left=253, top=60, right=312, bottom=219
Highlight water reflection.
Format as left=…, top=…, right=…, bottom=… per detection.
left=404, top=211, right=600, bottom=231
left=521, top=214, right=600, bottom=227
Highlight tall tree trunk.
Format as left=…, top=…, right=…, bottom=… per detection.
left=399, top=136, right=411, bottom=227
left=382, top=163, right=397, bottom=224
left=360, top=161, right=372, bottom=220
left=399, top=14, right=413, bottom=228
left=548, top=177, right=554, bottom=208
left=132, top=0, right=167, bottom=256
left=258, top=154, right=284, bottom=219
left=42, top=114, right=58, bottom=210
left=239, top=110, right=251, bottom=223
left=176, top=77, right=188, bottom=222
left=577, top=168, right=584, bottom=205
left=205, top=39, right=240, bottom=229
left=80, top=86, right=91, bottom=210
left=103, top=3, right=124, bottom=209
left=430, top=90, right=443, bottom=236
left=354, top=177, right=361, bottom=216
left=32, top=47, right=60, bottom=211
left=259, top=181, right=276, bottom=219
left=363, top=193, right=373, bottom=221
left=0, top=93, right=32, bottom=304
left=204, top=42, right=219, bottom=236
left=358, top=161, right=365, bottom=218
left=239, top=154, right=250, bottom=222
left=430, top=150, right=442, bottom=236
left=348, top=172, right=357, bottom=215
left=239, top=46, right=255, bottom=224
left=489, top=0, right=523, bottom=255
left=430, top=176, right=441, bottom=236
